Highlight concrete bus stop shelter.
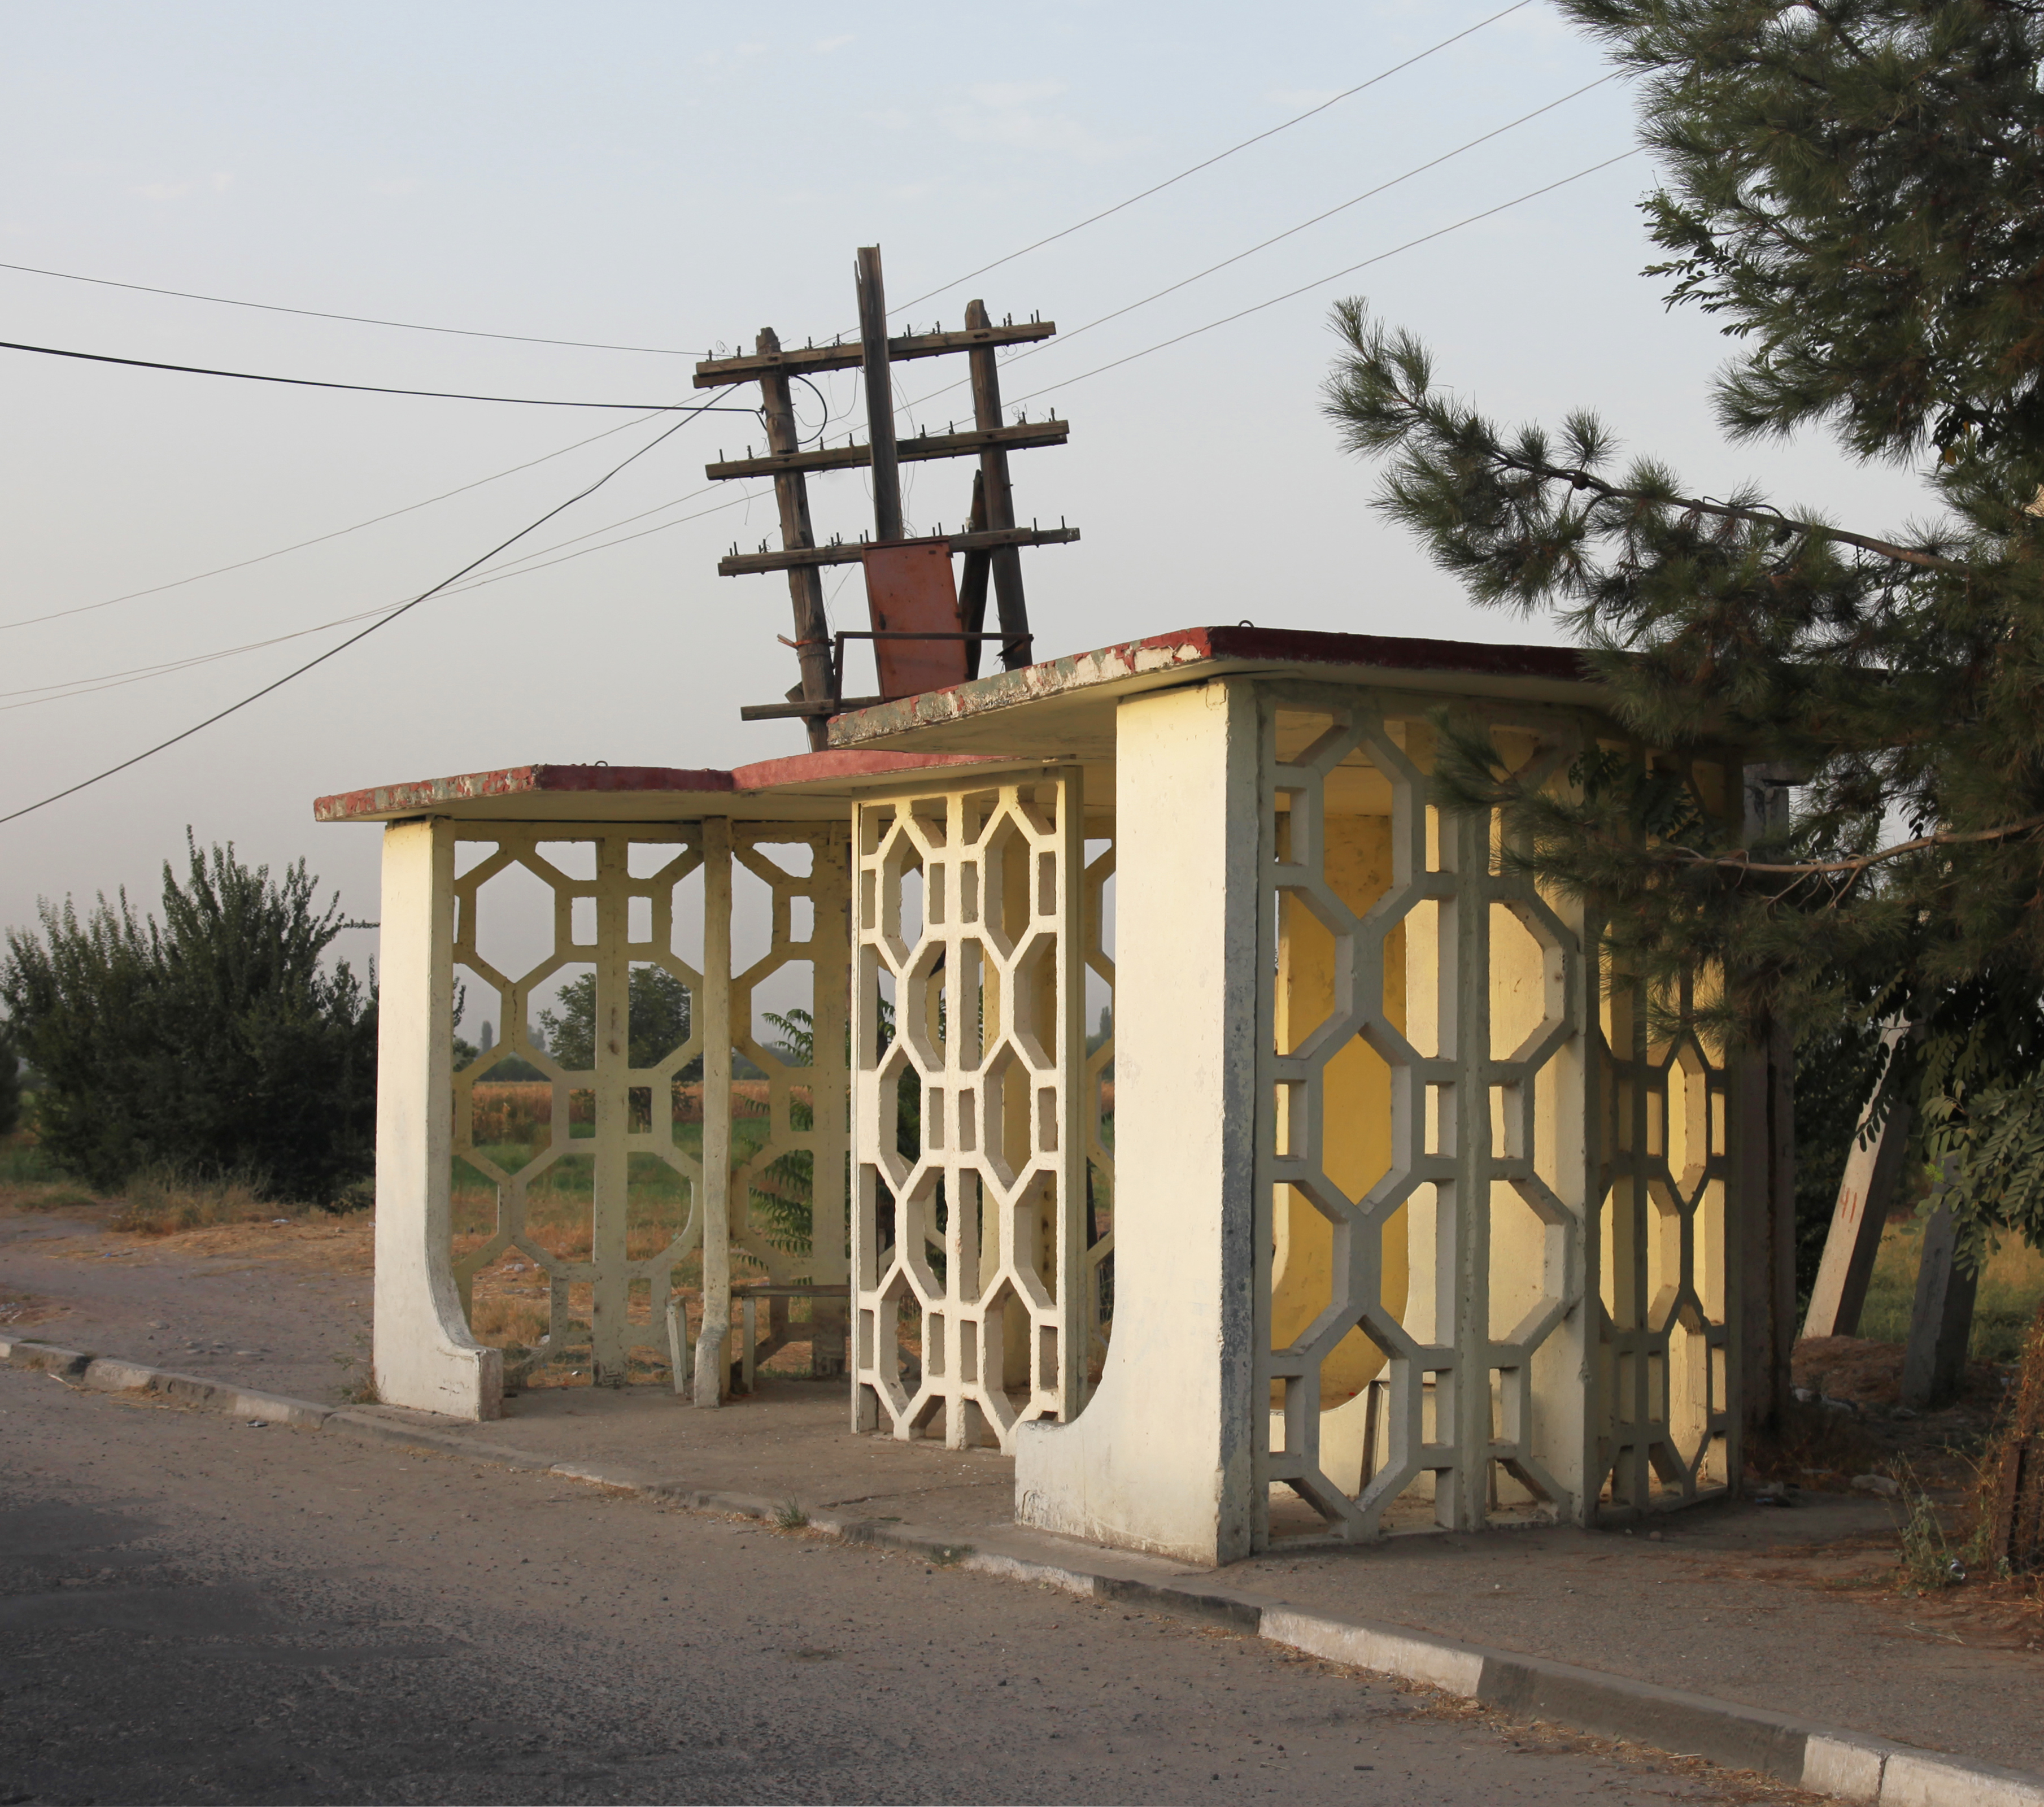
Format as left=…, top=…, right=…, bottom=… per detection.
left=318, top=624, right=1755, bottom=1567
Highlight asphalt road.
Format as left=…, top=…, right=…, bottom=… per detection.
left=0, top=1367, right=1788, bottom=1806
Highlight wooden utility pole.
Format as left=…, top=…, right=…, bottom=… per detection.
left=694, top=245, right=1079, bottom=728
left=855, top=246, right=904, bottom=543
left=964, top=298, right=1030, bottom=670
left=754, top=327, right=834, bottom=751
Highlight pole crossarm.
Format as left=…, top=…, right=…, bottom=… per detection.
left=692, top=319, right=1054, bottom=386
left=719, top=522, right=1078, bottom=577
left=716, top=246, right=1073, bottom=728
left=705, top=418, right=1067, bottom=481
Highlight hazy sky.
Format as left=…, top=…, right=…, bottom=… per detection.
left=0, top=1, right=1930, bottom=956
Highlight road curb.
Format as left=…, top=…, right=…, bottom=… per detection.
left=5, top=1334, right=2037, bottom=1806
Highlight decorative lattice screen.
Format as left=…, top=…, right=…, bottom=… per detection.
left=447, top=821, right=848, bottom=1388
left=850, top=774, right=1089, bottom=1449
left=1253, top=687, right=1735, bottom=1544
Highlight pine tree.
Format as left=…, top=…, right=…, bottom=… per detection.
left=1322, top=0, right=2044, bottom=1268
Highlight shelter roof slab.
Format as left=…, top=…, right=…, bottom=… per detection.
left=826, top=625, right=1601, bottom=758
left=312, top=751, right=1040, bottom=825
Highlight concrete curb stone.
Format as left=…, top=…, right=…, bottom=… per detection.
left=4, top=1334, right=2037, bottom=1807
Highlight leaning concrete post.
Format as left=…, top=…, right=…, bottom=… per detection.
left=1902, top=1186, right=1979, bottom=1410
left=372, top=816, right=502, bottom=1420
left=692, top=818, right=734, bottom=1407
left=1014, top=679, right=1262, bottom=1565
left=1801, top=1025, right=1914, bottom=1342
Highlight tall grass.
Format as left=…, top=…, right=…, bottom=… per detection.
left=1860, top=1216, right=2044, bottom=1362
left=111, top=1165, right=288, bottom=1235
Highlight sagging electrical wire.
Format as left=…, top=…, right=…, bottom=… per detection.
left=0, top=257, right=705, bottom=354
left=0, top=480, right=771, bottom=712
left=902, top=75, right=1626, bottom=415
left=886, top=0, right=1534, bottom=317
left=0, top=399, right=735, bottom=826
left=990, top=150, right=1641, bottom=411
left=0, top=338, right=759, bottom=411
left=0, top=409, right=676, bottom=635
left=0, top=7, right=1532, bottom=369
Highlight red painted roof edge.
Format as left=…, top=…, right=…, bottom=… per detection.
left=729, top=748, right=1009, bottom=790
left=313, top=753, right=1013, bottom=822
left=313, top=763, right=736, bottom=822
left=317, top=632, right=1593, bottom=819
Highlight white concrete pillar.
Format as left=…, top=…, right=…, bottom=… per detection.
left=372, top=817, right=502, bottom=1420
left=1014, top=680, right=1262, bottom=1565
left=692, top=817, right=734, bottom=1407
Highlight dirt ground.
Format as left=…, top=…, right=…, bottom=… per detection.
left=0, top=1192, right=373, bottom=1405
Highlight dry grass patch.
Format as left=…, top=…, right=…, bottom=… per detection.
left=110, top=1167, right=283, bottom=1235
left=155, top=1214, right=373, bottom=1274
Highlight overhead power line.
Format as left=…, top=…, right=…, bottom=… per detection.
left=0, top=338, right=760, bottom=411
left=0, top=7, right=1532, bottom=367
left=991, top=150, right=1642, bottom=410
left=0, top=398, right=733, bottom=828
left=903, top=74, right=1624, bottom=415
left=887, top=0, right=1534, bottom=317
left=0, top=258, right=703, bottom=355
left=8, top=152, right=1646, bottom=729
left=0, top=410, right=672, bottom=635
left=0, top=481, right=773, bottom=713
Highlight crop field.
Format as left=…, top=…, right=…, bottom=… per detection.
left=451, top=1082, right=808, bottom=1384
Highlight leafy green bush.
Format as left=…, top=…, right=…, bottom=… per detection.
left=0, top=834, right=376, bottom=1203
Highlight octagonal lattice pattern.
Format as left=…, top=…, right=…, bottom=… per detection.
left=448, top=821, right=848, bottom=1389
left=1594, top=798, right=1734, bottom=1511
left=1252, top=691, right=1738, bottom=1544
left=851, top=775, right=1087, bottom=1450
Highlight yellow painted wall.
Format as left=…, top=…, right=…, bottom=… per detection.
left=1271, top=812, right=1408, bottom=1400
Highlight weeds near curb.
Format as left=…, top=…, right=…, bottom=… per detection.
left=332, top=1336, right=378, bottom=1406
left=1892, top=1459, right=1975, bottom=1591
left=775, top=1496, right=809, bottom=1531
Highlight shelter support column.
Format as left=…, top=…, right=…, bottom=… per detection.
left=694, top=818, right=734, bottom=1407
left=372, top=816, right=503, bottom=1421
left=1015, top=680, right=1262, bottom=1566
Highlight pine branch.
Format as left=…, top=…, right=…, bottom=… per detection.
left=1662, top=813, right=2044, bottom=878
left=1513, top=460, right=1965, bottom=574
left=1360, top=351, right=1968, bottom=574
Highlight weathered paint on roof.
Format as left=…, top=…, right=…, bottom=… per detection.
left=312, top=750, right=1012, bottom=824
left=825, top=625, right=1597, bottom=750
left=316, top=628, right=1606, bottom=823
